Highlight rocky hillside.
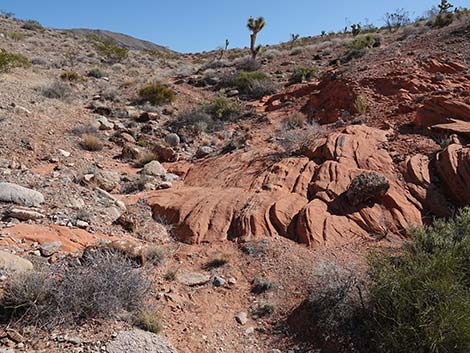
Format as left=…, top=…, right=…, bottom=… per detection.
left=0, top=9, right=469, bottom=353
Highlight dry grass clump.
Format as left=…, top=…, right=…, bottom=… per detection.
left=80, top=134, right=103, bottom=151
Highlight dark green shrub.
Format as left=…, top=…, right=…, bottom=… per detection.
left=60, top=70, right=82, bottom=82
left=203, top=94, right=242, bottom=121
left=0, top=49, right=30, bottom=72
left=138, top=83, right=176, bottom=105
left=87, top=67, right=107, bottom=78
left=342, top=34, right=381, bottom=63
left=22, top=20, right=43, bottom=31
left=232, top=71, right=276, bottom=99
left=90, top=35, right=128, bottom=63
left=289, top=67, right=318, bottom=84
left=365, top=209, right=470, bottom=353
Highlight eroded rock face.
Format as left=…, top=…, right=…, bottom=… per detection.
left=436, top=144, right=470, bottom=206
left=147, top=125, right=423, bottom=247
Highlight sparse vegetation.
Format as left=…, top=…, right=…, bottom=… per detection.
left=22, top=20, right=43, bottom=31
left=383, top=9, right=411, bottom=31
left=203, top=257, right=229, bottom=270
left=60, top=70, right=82, bottom=82
left=90, top=35, right=129, bottom=63
left=277, top=122, right=321, bottom=155
left=288, top=67, right=318, bottom=85
left=282, top=112, right=307, bottom=129
left=143, top=246, right=165, bottom=266
left=252, top=302, right=276, bottom=318
left=230, top=70, right=276, bottom=99
left=354, top=95, right=368, bottom=114
left=0, top=249, right=149, bottom=327
left=136, top=152, right=158, bottom=167
left=203, top=94, right=242, bottom=121
left=0, top=49, right=30, bottom=73
left=251, top=276, right=274, bottom=294
left=135, top=309, right=162, bottom=334
left=8, top=31, right=25, bottom=41
left=42, top=81, right=73, bottom=100
left=80, top=135, right=104, bottom=151
left=138, top=83, right=176, bottom=106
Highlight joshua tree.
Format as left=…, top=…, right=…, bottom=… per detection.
left=351, top=23, right=361, bottom=36
left=290, top=33, right=300, bottom=48
left=247, top=16, right=266, bottom=60
left=438, top=0, right=453, bottom=13
left=218, top=39, right=230, bottom=60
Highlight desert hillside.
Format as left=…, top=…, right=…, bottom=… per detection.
left=0, top=5, right=469, bottom=353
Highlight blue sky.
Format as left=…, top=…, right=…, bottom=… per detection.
left=2, top=0, right=468, bottom=52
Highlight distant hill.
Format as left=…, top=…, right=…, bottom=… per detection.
left=67, top=28, right=175, bottom=53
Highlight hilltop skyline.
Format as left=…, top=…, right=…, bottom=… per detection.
left=2, top=0, right=469, bottom=52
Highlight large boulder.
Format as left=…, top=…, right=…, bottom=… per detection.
left=0, top=250, right=33, bottom=272
left=435, top=144, right=470, bottom=206
left=107, top=330, right=178, bottom=353
left=0, top=182, right=45, bottom=207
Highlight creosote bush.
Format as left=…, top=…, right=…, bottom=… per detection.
left=138, top=83, right=176, bottom=106
left=42, top=81, right=73, bottom=100
left=22, top=20, right=43, bottom=31
left=0, top=49, right=30, bottom=72
left=289, top=67, right=318, bottom=85
left=203, top=94, right=242, bottom=121
left=90, top=35, right=128, bottom=63
left=230, top=70, right=277, bottom=99
left=87, top=67, right=107, bottom=78
left=0, top=249, right=150, bottom=327
left=60, top=70, right=82, bottom=82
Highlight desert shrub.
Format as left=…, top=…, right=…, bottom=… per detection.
left=87, top=67, right=107, bottom=78
left=42, top=81, right=73, bottom=100
left=203, top=257, right=229, bottom=270
left=433, top=12, right=454, bottom=27
left=251, top=276, right=274, bottom=294
left=233, top=56, right=262, bottom=71
left=0, top=49, right=30, bottom=72
left=304, top=261, right=365, bottom=349
left=136, top=152, right=157, bottom=167
left=135, top=309, right=162, bottom=333
left=364, top=208, right=470, bottom=353
left=230, top=71, right=276, bottom=99
left=60, top=70, right=82, bottom=82
left=383, top=9, right=411, bottom=31
left=289, top=67, right=318, bottom=84
left=22, top=20, right=43, bottom=31
left=252, top=302, right=276, bottom=318
left=173, top=109, right=221, bottom=133
left=289, top=46, right=304, bottom=55
left=262, top=48, right=281, bottom=59
left=143, top=246, right=164, bottom=266
left=353, top=95, right=368, bottom=114
left=80, top=135, right=103, bottom=151
left=282, top=112, right=307, bottom=129
left=30, top=57, right=48, bottom=66
left=277, top=122, right=321, bottom=155
left=241, top=240, right=269, bottom=256
left=203, top=94, right=242, bottom=121
left=0, top=249, right=149, bottom=327
left=90, top=35, right=128, bottom=63
left=138, top=83, right=176, bottom=105
left=0, top=10, right=15, bottom=18
left=164, top=270, right=177, bottom=281
left=341, top=34, right=381, bottom=63
left=8, top=31, right=25, bottom=41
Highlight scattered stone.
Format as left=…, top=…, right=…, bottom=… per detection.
left=65, top=336, right=82, bottom=345
left=58, top=149, right=71, bottom=157
left=94, top=171, right=121, bottom=192
left=165, top=133, right=180, bottom=147
left=228, top=277, right=237, bottom=285
left=226, top=89, right=239, bottom=97
left=213, top=276, right=225, bottom=287
left=158, top=181, right=172, bottom=189
left=115, top=200, right=127, bottom=211
left=121, top=145, right=141, bottom=160
left=235, top=312, right=248, bottom=325
left=75, top=220, right=90, bottom=229
left=0, top=182, right=45, bottom=207
left=153, top=143, right=178, bottom=162
left=7, top=207, right=45, bottom=221
left=121, top=132, right=136, bottom=144
left=106, top=329, right=178, bottom=353
left=178, top=272, right=211, bottom=287
left=141, top=160, right=167, bottom=177
left=96, top=116, right=114, bottom=130
left=0, top=250, right=33, bottom=272
left=40, top=241, right=62, bottom=257
left=195, top=146, right=213, bottom=159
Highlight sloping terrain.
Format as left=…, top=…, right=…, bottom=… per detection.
left=0, top=12, right=469, bottom=353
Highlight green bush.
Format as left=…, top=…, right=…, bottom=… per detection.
left=91, top=35, right=128, bottom=63
left=365, top=209, right=470, bottom=353
left=22, top=20, right=43, bottom=31
left=203, top=94, right=242, bottom=121
left=232, top=71, right=276, bottom=99
left=0, top=49, right=30, bottom=72
left=87, top=67, right=107, bottom=78
left=138, top=83, right=176, bottom=105
left=60, top=70, right=82, bottom=82
left=289, top=67, right=318, bottom=84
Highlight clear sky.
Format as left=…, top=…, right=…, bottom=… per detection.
left=2, top=0, right=468, bottom=53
